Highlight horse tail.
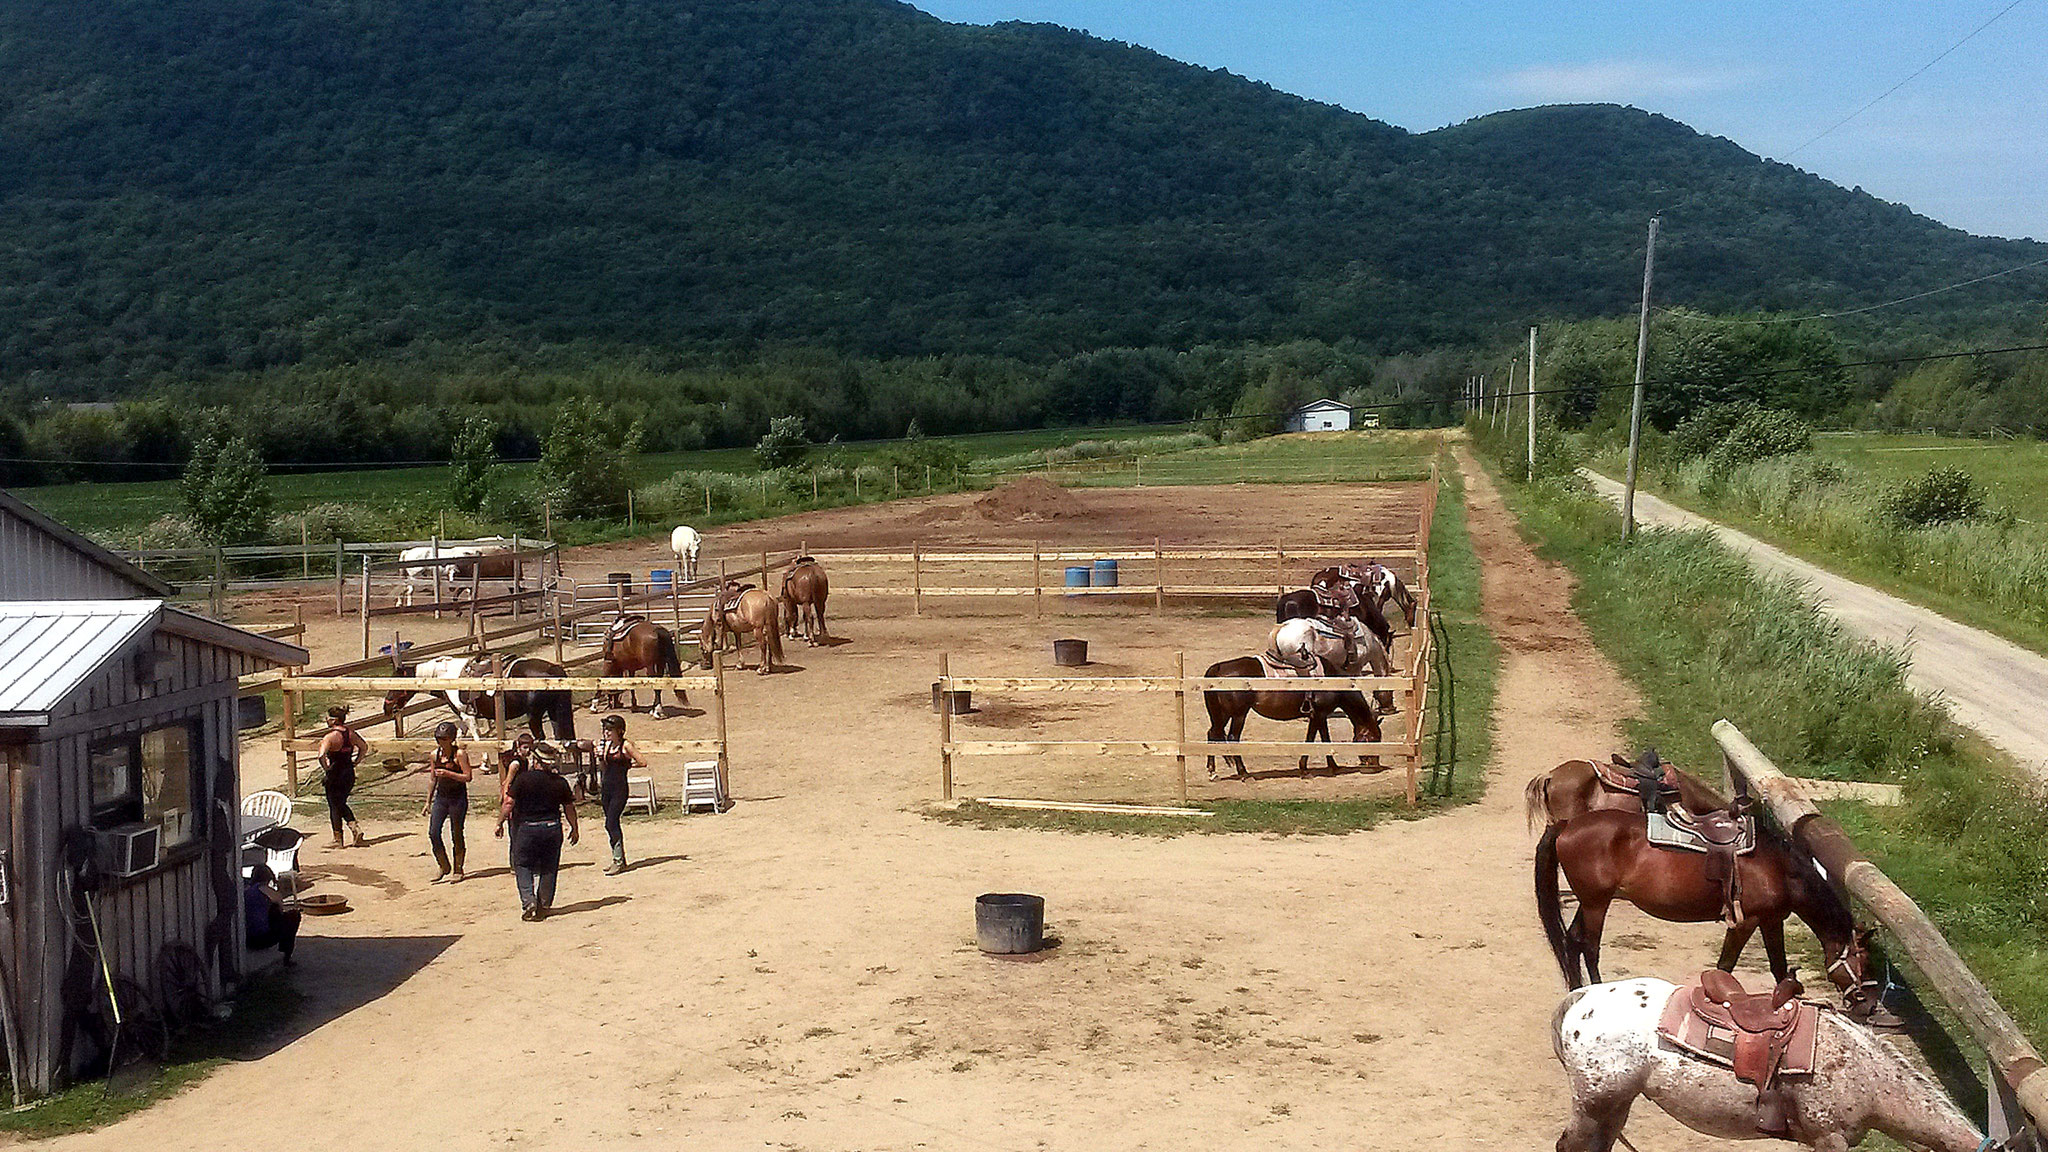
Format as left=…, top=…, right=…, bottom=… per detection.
left=1525, top=774, right=1553, bottom=834
left=656, top=628, right=688, bottom=704
left=1535, top=824, right=1574, bottom=987
left=1551, top=987, right=1589, bottom=1064
left=767, top=601, right=787, bottom=667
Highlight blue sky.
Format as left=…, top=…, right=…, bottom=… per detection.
left=912, top=1, right=2046, bottom=241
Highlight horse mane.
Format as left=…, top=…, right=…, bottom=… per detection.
left=1776, top=824, right=1855, bottom=939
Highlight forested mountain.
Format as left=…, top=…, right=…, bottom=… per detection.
left=2, top=0, right=2041, bottom=398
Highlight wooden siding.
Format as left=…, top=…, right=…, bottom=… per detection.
left=0, top=505, right=149, bottom=601
left=8, top=631, right=246, bottom=1094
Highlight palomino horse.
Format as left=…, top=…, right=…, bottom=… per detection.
left=384, top=654, right=577, bottom=742
left=701, top=587, right=784, bottom=674
left=590, top=615, right=688, bottom=718
left=1525, top=754, right=1727, bottom=830
left=779, top=557, right=830, bottom=645
left=1343, top=560, right=1416, bottom=629
left=1554, top=978, right=2002, bottom=1151
left=1267, top=616, right=1397, bottom=715
left=1201, top=655, right=1382, bottom=778
left=670, top=525, right=702, bottom=582
left=1536, top=808, right=1878, bottom=1013
left=1274, top=567, right=1394, bottom=651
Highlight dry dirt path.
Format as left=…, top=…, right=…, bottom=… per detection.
left=53, top=471, right=1753, bottom=1152
left=1586, top=470, right=2048, bottom=783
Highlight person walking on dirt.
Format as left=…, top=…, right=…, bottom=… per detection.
left=497, top=731, right=564, bottom=803
left=425, top=721, right=475, bottom=883
left=595, top=714, right=645, bottom=875
left=495, top=744, right=579, bottom=920
left=317, top=705, right=369, bottom=848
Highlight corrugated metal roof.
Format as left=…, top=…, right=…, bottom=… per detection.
left=0, top=488, right=172, bottom=598
left=0, top=600, right=162, bottom=717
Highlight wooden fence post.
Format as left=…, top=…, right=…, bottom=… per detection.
left=925, top=464, right=931, bottom=491
left=714, top=649, right=730, bottom=797
left=706, top=486, right=712, bottom=516
left=1135, top=456, right=1142, bottom=486
left=334, top=540, right=346, bottom=613
left=761, top=548, right=770, bottom=585
left=1275, top=540, right=1285, bottom=594
left=627, top=489, right=635, bottom=531
left=431, top=534, right=443, bottom=619
left=1033, top=541, right=1043, bottom=620
left=893, top=465, right=899, bottom=493
left=938, top=652, right=953, bottom=800
left=1174, top=650, right=1189, bottom=806
left=912, top=541, right=923, bottom=617
left=1155, top=537, right=1165, bottom=614
left=284, top=682, right=300, bottom=794
left=812, top=470, right=818, bottom=502
left=300, top=516, right=311, bottom=580
left=553, top=575, right=566, bottom=663
left=469, top=563, right=481, bottom=638
left=391, top=631, right=407, bottom=738
left=359, top=555, right=372, bottom=659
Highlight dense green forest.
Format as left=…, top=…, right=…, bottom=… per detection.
left=4, top=0, right=2045, bottom=473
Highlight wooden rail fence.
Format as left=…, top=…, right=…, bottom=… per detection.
left=1716, top=721, right=2046, bottom=1144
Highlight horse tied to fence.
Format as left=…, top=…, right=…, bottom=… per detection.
left=384, top=654, right=578, bottom=742
left=592, top=614, right=689, bottom=718
left=1201, top=615, right=1388, bottom=778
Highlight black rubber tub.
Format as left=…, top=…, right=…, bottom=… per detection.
left=1052, top=638, right=1089, bottom=666
left=975, top=892, right=1046, bottom=954
left=931, top=683, right=973, bottom=714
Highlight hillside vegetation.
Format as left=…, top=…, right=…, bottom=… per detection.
left=3, top=0, right=2043, bottom=402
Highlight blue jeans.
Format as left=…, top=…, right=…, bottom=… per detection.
left=512, top=822, right=564, bottom=910
left=429, top=788, right=467, bottom=872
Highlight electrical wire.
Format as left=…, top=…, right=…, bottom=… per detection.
left=1658, top=253, right=2048, bottom=325
left=1783, top=0, right=2031, bottom=160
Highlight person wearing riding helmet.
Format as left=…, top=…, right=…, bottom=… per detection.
left=425, top=721, right=476, bottom=883
left=316, top=705, right=369, bottom=848
left=496, top=735, right=579, bottom=920
left=594, top=714, right=645, bottom=875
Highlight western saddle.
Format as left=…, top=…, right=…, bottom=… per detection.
left=1605, top=750, right=1756, bottom=922
left=1657, top=969, right=1821, bottom=1137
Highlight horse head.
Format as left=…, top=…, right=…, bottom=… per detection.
left=383, top=664, right=418, bottom=712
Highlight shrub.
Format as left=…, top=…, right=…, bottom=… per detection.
left=293, top=502, right=407, bottom=544
left=1880, top=465, right=1987, bottom=527
left=178, top=434, right=272, bottom=544
left=126, top=514, right=208, bottom=550
left=535, top=397, right=640, bottom=517
left=755, top=415, right=810, bottom=470
left=449, top=415, right=496, bottom=514
left=1670, top=402, right=1761, bottom=460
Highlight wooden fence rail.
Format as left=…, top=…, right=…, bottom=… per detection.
left=1715, top=720, right=2047, bottom=1142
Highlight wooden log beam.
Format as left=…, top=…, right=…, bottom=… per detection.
left=283, top=737, right=724, bottom=755
left=280, top=676, right=718, bottom=691
left=938, top=675, right=1417, bottom=692
left=974, top=797, right=1213, bottom=817
left=1713, top=720, right=2048, bottom=1133
left=944, top=740, right=1417, bottom=757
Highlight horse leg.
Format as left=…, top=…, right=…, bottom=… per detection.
left=1759, top=919, right=1790, bottom=982
left=1715, top=921, right=1758, bottom=974
left=1228, top=709, right=1249, bottom=778
left=1565, top=897, right=1612, bottom=986
left=1558, top=1091, right=1636, bottom=1152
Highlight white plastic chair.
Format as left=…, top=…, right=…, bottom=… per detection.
left=240, top=790, right=301, bottom=897
left=682, top=760, right=728, bottom=813
left=241, top=790, right=292, bottom=831
left=626, top=776, right=659, bottom=815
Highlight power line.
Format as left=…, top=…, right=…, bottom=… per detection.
left=1660, top=253, right=2048, bottom=325
left=1784, top=0, right=2030, bottom=160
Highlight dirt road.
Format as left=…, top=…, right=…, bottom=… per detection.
left=54, top=471, right=1756, bottom=1151
left=1587, top=471, right=2048, bottom=783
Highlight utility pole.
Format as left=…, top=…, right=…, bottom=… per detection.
left=1526, top=327, right=1538, bottom=482
left=1622, top=216, right=1661, bottom=540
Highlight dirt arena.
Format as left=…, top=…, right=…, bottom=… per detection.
left=56, top=462, right=1776, bottom=1151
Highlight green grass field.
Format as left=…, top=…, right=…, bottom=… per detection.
left=1813, top=432, right=2048, bottom=524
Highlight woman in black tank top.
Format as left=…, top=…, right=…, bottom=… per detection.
left=318, top=706, right=369, bottom=847
left=425, top=722, right=475, bottom=882
left=594, top=714, right=646, bottom=875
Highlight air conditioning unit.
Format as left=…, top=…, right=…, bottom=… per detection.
left=96, top=823, right=161, bottom=878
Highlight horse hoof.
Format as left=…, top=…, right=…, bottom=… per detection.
left=651, top=708, right=666, bottom=720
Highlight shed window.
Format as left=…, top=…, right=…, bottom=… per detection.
left=89, top=721, right=202, bottom=848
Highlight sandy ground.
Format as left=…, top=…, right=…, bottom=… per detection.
left=1587, top=469, right=2048, bottom=784
left=51, top=469, right=1783, bottom=1151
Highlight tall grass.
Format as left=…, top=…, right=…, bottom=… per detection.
left=1472, top=424, right=2048, bottom=1050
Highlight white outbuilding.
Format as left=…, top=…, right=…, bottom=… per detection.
left=1283, top=399, right=1352, bottom=433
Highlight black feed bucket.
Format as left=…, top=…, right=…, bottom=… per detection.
left=1052, top=639, right=1089, bottom=666
left=976, top=893, right=1045, bottom=955
left=931, top=682, right=973, bottom=714
left=236, top=694, right=267, bottom=730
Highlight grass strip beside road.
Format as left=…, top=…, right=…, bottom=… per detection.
left=1472, top=424, right=2048, bottom=1054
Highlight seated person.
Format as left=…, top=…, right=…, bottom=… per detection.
left=244, top=863, right=303, bottom=965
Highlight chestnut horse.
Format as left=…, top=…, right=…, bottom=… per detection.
left=591, top=615, right=689, bottom=718
left=1525, top=756, right=1727, bottom=831
left=1201, top=655, right=1382, bottom=778
left=779, top=558, right=830, bottom=645
left=700, top=587, right=784, bottom=674
left=1535, top=809, right=1878, bottom=1014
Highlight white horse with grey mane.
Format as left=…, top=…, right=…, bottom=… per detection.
left=1553, top=977, right=2006, bottom=1151
left=670, top=525, right=702, bottom=582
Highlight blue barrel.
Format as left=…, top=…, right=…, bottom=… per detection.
left=1092, top=559, right=1119, bottom=587
left=649, top=568, right=674, bottom=591
left=1064, top=565, right=1091, bottom=596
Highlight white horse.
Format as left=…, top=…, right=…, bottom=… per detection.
left=395, top=537, right=513, bottom=607
left=670, top=525, right=702, bottom=583
left=1554, top=978, right=2000, bottom=1151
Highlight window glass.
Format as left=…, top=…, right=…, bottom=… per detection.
left=140, top=724, right=199, bottom=848
left=89, top=742, right=139, bottom=824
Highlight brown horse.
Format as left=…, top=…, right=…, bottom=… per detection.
left=1525, top=756, right=1727, bottom=831
left=1201, top=656, right=1382, bottom=778
left=779, top=558, right=830, bottom=646
left=384, top=654, right=576, bottom=742
left=700, top=588, right=784, bottom=674
left=1536, top=809, right=1878, bottom=1014
left=591, top=615, right=688, bottom=718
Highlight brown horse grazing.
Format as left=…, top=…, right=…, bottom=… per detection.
left=700, top=587, right=785, bottom=675
left=1536, top=809, right=1878, bottom=1015
left=1201, top=656, right=1382, bottom=778
left=779, top=558, right=830, bottom=646
left=1525, top=756, right=1727, bottom=831
left=591, top=615, right=688, bottom=718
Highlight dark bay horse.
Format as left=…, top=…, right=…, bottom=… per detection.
left=385, top=654, right=577, bottom=742
left=1536, top=809, right=1878, bottom=1013
left=592, top=615, right=688, bottom=718
left=1201, top=655, right=1382, bottom=778
left=1275, top=567, right=1394, bottom=651
left=1524, top=756, right=1728, bottom=830
left=779, top=558, right=830, bottom=646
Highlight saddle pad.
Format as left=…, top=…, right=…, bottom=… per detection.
left=1657, top=984, right=1819, bottom=1078
left=1257, top=652, right=1307, bottom=680
left=1593, top=757, right=1678, bottom=794
left=1647, top=811, right=1756, bottom=855
left=605, top=614, right=644, bottom=643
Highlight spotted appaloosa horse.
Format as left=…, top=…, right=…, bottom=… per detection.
left=1553, top=978, right=2002, bottom=1151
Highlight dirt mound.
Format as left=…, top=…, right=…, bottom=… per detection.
left=972, top=475, right=1086, bottom=522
